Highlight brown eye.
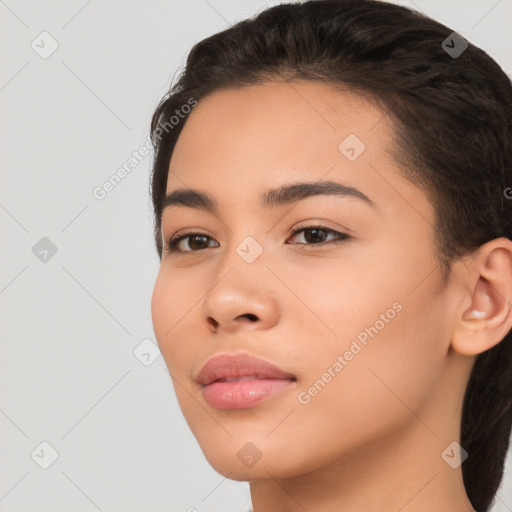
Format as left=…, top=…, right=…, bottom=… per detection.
left=166, top=233, right=218, bottom=253
left=287, top=225, right=350, bottom=246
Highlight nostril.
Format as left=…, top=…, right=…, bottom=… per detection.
left=239, top=313, right=258, bottom=322
left=207, top=317, right=219, bottom=329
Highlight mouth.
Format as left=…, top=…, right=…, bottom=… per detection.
left=197, top=353, right=297, bottom=409
left=215, top=375, right=294, bottom=383
left=201, top=378, right=297, bottom=409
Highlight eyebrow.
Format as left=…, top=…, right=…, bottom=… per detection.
left=161, top=180, right=376, bottom=215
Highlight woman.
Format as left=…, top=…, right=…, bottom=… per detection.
left=149, top=1, right=512, bottom=510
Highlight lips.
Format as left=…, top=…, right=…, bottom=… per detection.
left=197, top=353, right=296, bottom=386
left=197, top=353, right=297, bottom=409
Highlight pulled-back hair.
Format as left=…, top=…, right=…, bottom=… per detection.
left=149, top=2, right=512, bottom=510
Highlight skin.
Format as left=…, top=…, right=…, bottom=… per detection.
left=151, top=80, right=512, bottom=512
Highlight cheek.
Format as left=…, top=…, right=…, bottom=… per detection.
left=151, top=267, right=195, bottom=373
left=277, top=299, right=446, bottom=476
left=283, top=250, right=447, bottom=448
left=151, top=269, right=171, bottom=347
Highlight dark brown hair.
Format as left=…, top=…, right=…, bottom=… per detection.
left=149, top=1, right=512, bottom=510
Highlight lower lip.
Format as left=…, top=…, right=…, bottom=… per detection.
left=202, top=378, right=295, bottom=409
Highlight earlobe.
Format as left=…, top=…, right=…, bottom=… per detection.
left=451, top=239, right=512, bottom=356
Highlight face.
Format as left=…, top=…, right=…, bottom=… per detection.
left=151, top=80, right=455, bottom=480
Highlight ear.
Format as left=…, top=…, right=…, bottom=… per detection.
left=451, top=237, right=512, bottom=356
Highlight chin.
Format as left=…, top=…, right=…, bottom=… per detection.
left=199, top=441, right=313, bottom=482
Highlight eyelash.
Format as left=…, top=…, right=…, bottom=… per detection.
left=164, top=223, right=350, bottom=254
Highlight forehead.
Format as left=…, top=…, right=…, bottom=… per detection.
left=165, top=80, right=432, bottom=224
left=170, top=81, right=391, bottom=174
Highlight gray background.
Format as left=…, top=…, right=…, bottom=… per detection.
left=1, top=0, right=511, bottom=511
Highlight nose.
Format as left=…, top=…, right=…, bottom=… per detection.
left=200, top=266, right=280, bottom=334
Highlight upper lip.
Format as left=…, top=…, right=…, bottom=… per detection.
left=197, top=353, right=297, bottom=386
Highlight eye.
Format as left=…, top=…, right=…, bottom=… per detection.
left=286, top=224, right=350, bottom=248
left=164, top=224, right=350, bottom=255
left=165, top=231, right=219, bottom=253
